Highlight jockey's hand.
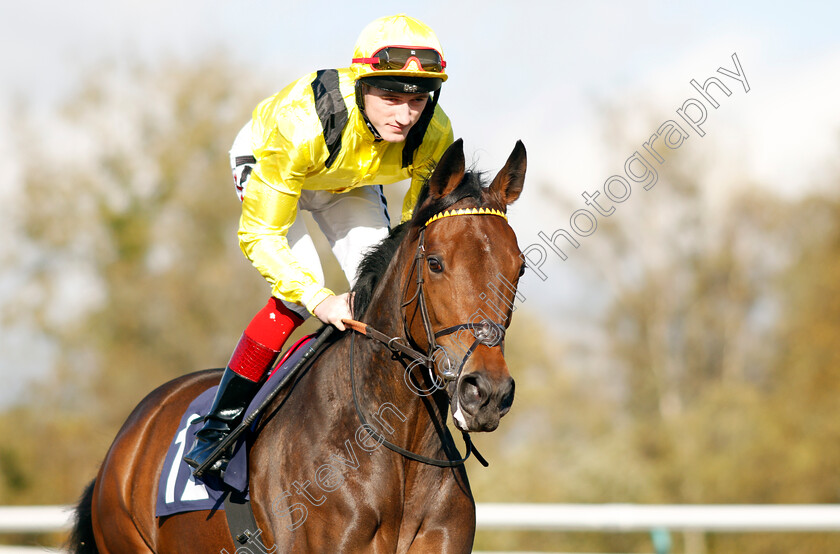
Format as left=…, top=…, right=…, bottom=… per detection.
left=313, top=293, right=354, bottom=331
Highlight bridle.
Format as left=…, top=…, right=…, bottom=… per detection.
left=403, top=216, right=508, bottom=378
left=349, top=206, right=511, bottom=382
left=346, top=207, right=512, bottom=467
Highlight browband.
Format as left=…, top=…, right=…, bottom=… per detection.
left=424, top=207, right=507, bottom=227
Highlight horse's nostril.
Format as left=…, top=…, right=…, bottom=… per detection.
left=499, top=378, right=515, bottom=414
left=461, top=376, right=481, bottom=403
left=458, top=374, right=487, bottom=413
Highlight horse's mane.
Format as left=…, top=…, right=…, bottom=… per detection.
left=351, top=169, right=488, bottom=318
left=351, top=222, right=410, bottom=319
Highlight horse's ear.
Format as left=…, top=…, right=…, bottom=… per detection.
left=489, top=140, right=526, bottom=206
left=427, top=138, right=466, bottom=199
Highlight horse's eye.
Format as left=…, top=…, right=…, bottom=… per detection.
left=518, top=264, right=526, bottom=277
left=428, top=257, right=444, bottom=273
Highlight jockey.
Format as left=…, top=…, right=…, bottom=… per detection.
left=184, top=14, right=454, bottom=474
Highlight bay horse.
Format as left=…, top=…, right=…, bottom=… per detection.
left=68, top=138, right=526, bottom=553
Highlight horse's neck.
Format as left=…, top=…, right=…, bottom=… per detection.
left=345, top=340, right=452, bottom=475
left=362, top=239, right=410, bottom=338
left=350, top=240, right=452, bottom=456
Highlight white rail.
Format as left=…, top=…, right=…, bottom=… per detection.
left=0, top=506, right=72, bottom=533
left=476, top=503, right=840, bottom=532
left=2, top=503, right=840, bottom=533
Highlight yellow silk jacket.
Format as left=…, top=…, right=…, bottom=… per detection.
left=239, top=67, right=454, bottom=314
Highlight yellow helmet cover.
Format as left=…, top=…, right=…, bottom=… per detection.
left=351, top=14, right=448, bottom=84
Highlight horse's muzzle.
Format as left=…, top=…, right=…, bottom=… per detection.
left=452, top=371, right=515, bottom=432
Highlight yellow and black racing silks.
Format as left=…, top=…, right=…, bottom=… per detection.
left=238, top=67, right=454, bottom=314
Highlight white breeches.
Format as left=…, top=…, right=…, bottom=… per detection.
left=229, top=121, right=390, bottom=319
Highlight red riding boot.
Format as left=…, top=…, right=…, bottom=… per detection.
left=184, top=298, right=303, bottom=476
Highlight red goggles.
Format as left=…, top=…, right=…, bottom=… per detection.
left=353, top=46, right=446, bottom=73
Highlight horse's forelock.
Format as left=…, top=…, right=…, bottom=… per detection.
left=352, top=169, right=494, bottom=319
left=410, top=169, right=487, bottom=228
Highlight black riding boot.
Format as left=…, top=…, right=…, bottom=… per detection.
left=183, top=368, right=261, bottom=476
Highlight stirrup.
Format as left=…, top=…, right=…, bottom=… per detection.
left=183, top=369, right=261, bottom=475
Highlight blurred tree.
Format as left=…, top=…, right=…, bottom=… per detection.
left=530, top=125, right=840, bottom=552
left=0, top=53, right=284, bottom=504
left=763, top=193, right=840, bottom=501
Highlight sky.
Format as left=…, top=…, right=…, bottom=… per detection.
left=1, top=0, right=839, bottom=402
left=4, top=1, right=839, bottom=201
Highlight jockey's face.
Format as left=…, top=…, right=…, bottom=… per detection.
left=363, top=87, right=429, bottom=142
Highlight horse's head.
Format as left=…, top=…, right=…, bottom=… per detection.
left=403, top=139, right=526, bottom=432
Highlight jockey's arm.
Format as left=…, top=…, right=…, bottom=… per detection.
left=238, top=176, right=335, bottom=315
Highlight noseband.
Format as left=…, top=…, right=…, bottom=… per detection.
left=346, top=207, right=511, bottom=467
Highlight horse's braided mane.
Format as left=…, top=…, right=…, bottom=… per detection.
left=351, top=168, right=489, bottom=318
